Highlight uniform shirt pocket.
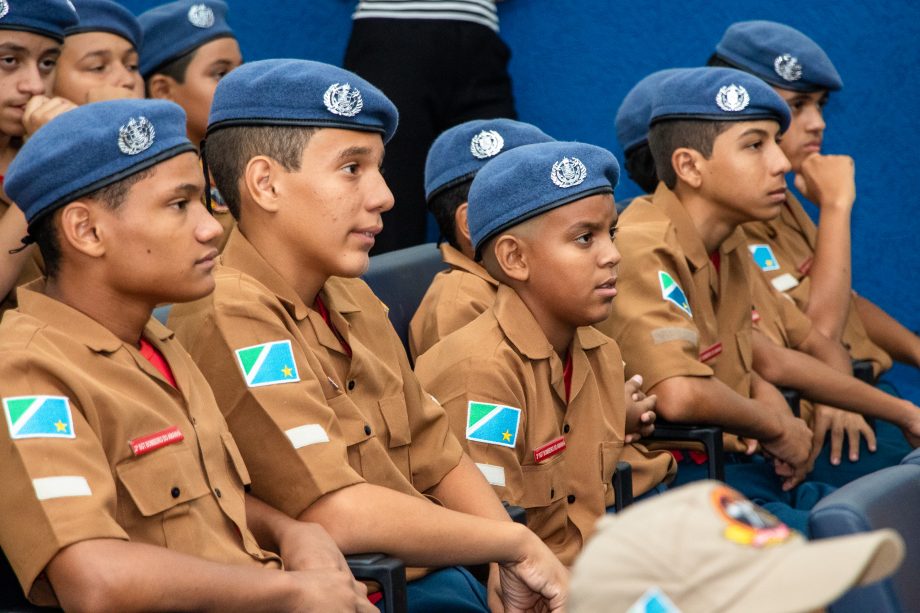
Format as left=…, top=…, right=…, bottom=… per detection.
left=518, top=455, right=567, bottom=509
left=599, top=440, right=625, bottom=490
left=377, top=395, right=412, bottom=448
left=221, top=431, right=251, bottom=488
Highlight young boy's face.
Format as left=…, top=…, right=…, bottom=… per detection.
left=0, top=31, right=60, bottom=138
left=273, top=127, right=394, bottom=280
left=700, top=119, right=791, bottom=225
left=93, top=151, right=222, bottom=304
left=522, top=193, right=620, bottom=329
left=54, top=32, right=142, bottom=104
left=168, top=37, right=241, bottom=146
left=773, top=87, right=828, bottom=173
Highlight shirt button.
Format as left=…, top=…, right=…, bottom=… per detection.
left=568, top=494, right=576, bottom=504
left=563, top=424, right=570, bottom=434
left=215, top=488, right=222, bottom=498
left=347, top=380, right=356, bottom=391
left=550, top=488, right=555, bottom=498
left=364, top=424, right=372, bottom=435
left=171, top=487, right=181, bottom=499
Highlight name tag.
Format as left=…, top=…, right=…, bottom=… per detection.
left=533, top=436, right=566, bottom=463
left=699, top=342, right=723, bottom=362
left=130, top=425, right=184, bottom=457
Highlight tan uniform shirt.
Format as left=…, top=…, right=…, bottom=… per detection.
left=214, top=209, right=236, bottom=253
left=742, top=192, right=891, bottom=375
left=416, top=285, right=675, bottom=566
left=596, top=186, right=756, bottom=453
left=0, top=200, right=43, bottom=315
left=408, top=243, right=498, bottom=361
left=0, top=282, right=277, bottom=606
left=169, top=229, right=464, bottom=578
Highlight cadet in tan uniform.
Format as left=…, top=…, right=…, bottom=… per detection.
left=415, top=141, right=674, bottom=565
left=169, top=59, right=568, bottom=612
left=709, top=21, right=920, bottom=377
left=0, top=99, right=373, bottom=611
left=409, top=118, right=554, bottom=360
left=597, top=67, right=842, bottom=535
left=0, top=1, right=81, bottom=314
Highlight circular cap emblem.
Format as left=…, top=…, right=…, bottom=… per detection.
left=323, top=83, right=364, bottom=118
left=470, top=130, right=504, bottom=159
left=0, top=1, right=9, bottom=20
left=551, top=157, right=587, bottom=188
left=187, top=4, right=215, bottom=29
left=712, top=486, right=792, bottom=548
left=118, top=116, right=156, bottom=156
left=773, top=54, right=803, bottom=82
left=715, top=84, right=750, bottom=112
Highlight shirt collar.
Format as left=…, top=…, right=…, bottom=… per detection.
left=653, top=183, right=710, bottom=272
left=440, top=243, right=498, bottom=286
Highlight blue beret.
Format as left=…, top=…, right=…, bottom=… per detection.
left=468, top=141, right=620, bottom=253
left=649, top=67, right=791, bottom=133
left=715, top=20, right=842, bottom=93
left=67, top=0, right=142, bottom=49
left=6, top=99, right=196, bottom=224
left=615, top=69, right=683, bottom=154
left=208, top=59, right=399, bottom=144
left=0, top=0, right=78, bottom=43
left=139, top=0, right=234, bottom=78
left=425, top=119, right=554, bottom=204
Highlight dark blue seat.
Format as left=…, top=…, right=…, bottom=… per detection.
left=809, top=464, right=920, bottom=612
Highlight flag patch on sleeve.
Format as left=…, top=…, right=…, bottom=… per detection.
left=748, top=244, right=780, bottom=272
left=466, top=401, right=521, bottom=448
left=235, top=340, right=300, bottom=387
left=658, top=271, right=692, bottom=318
left=3, top=395, right=75, bottom=440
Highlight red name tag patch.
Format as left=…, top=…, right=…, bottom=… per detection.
left=533, top=436, right=566, bottom=463
left=699, top=342, right=723, bottom=362
left=797, top=256, right=814, bottom=276
left=751, top=309, right=761, bottom=323
left=130, top=426, right=184, bottom=456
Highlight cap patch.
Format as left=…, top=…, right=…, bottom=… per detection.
left=712, top=485, right=792, bottom=548
left=551, top=156, right=587, bottom=188
left=0, top=1, right=9, bottom=20
left=470, top=129, right=504, bottom=159
left=118, top=116, right=156, bottom=156
left=748, top=244, right=780, bottom=272
left=187, top=3, right=215, bottom=28
left=658, top=271, right=692, bottom=318
left=774, top=54, right=803, bottom=82
left=715, top=84, right=750, bottom=112
left=323, top=83, right=364, bottom=117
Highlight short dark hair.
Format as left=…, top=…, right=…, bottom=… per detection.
left=29, top=168, right=153, bottom=278
left=203, top=125, right=316, bottom=221
left=144, top=47, right=197, bottom=94
left=429, top=179, right=472, bottom=250
left=624, top=142, right=659, bottom=194
left=706, top=53, right=736, bottom=69
left=647, top=120, right=732, bottom=189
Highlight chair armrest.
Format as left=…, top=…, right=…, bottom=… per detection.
left=347, top=553, right=408, bottom=613
left=852, top=359, right=875, bottom=384
left=612, top=461, right=634, bottom=511
left=647, top=422, right=725, bottom=481
left=502, top=501, right=527, bottom=526
left=779, top=387, right=801, bottom=418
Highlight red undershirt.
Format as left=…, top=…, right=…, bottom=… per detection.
left=139, top=338, right=177, bottom=388
left=563, top=351, right=573, bottom=405
left=313, top=296, right=352, bottom=357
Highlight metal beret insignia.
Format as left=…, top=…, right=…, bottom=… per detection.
left=323, top=83, right=364, bottom=118
left=187, top=4, right=215, bottom=29
left=470, top=130, right=504, bottom=159
left=118, top=116, right=156, bottom=156
left=551, top=157, right=587, bottom=188
left=716, top=84, right=750, bottom=112
left=773, top=54, right=803, bottom=82
left=0, top=1, right=9, bottom=20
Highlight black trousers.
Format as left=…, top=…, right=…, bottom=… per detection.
left=344, top=18, right=517, bottom=254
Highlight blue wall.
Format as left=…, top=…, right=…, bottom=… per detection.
left=119, top=0, right=920, bottom=393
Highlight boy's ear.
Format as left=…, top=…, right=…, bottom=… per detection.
left=492, top=233, right=530, bottom=282
left=672, top=147, right=704, bottom=189
left=242, top=155, right=282, bottom=213
left=455, top=202, right=471, bottom=243
left=58, top=201, right=106, bottom=259
left=146, top=74, right=174, bottom=100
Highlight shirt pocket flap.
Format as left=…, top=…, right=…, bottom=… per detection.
left=736, top=331, right=753, bottom=373
left=221, top=432, right=251, bottom=486
left=518, top=457, right=566, bottom=509
left=378, top=395, right=412, bottom=448
left=599, top=440, right=625, bottom=484
left=331, top=393, right=373, bottom=447
left=116, top=445, right=211, bottom=517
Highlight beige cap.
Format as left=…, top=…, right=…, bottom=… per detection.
left=570, top=481, right=904, bottom=613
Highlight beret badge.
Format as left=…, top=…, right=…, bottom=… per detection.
left=551, top=157, right=587, bottom=189
left=773, top=54, right=803, bottom=82
left=323, top=83, right=364, bottom=118
left=470, top=130, right=504, bottom=159
left=0, top=1, right=9, bottom=20
left=187, top=3, right=215, bottom=29
left=118, top=116, right=156, bottom=156
left=716, top=84, right=750, bottom=112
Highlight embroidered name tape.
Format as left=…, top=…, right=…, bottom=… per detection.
left=235, top=340, right=300, bottom=387
left=32, top=476, right=91, bottom=501
left=129, top=425, right=184, bottom=456
left=659, top=271, right=692, bottom=318
left=4, top=395, right=75, bottom=440
left=534, top=436, right=566, bottom=463
left=699, top=342, right=723, bottom=363
left=467, top=401, right=520, bottom=448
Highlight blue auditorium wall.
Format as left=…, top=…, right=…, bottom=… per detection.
left=118, top=0, right=920, bottom=392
